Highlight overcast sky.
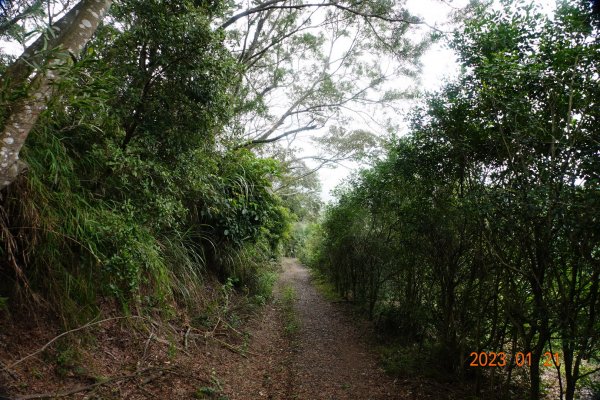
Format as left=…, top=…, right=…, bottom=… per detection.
left=315, top=0, right=468, bottom=202
left=316, top=0, right=557, bottom=203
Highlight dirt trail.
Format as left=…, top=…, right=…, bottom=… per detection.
left=1, top=258, right=407, bottom=400
left=281, top=258, right=404, bottom=400
left=217, top=258, right=405, bottom=400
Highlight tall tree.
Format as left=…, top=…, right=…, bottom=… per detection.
left=0, top=0, right=112, bottom=189
left=219, top=0, right=440, bottom=165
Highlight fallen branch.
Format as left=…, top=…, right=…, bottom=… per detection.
left=213, top=317, right=222, bottom=333
left=184, top=326, right=191, bottom=350
left=15, top=367, right=168, bottom=400
left=4, top=316, right=148, bottom=371
left=223, top=320, right=251, bottom=338
left=141, top=330, right=155, bottom=363
left=140, top=370, right=166, bottom=385
left=0, top=360, right=18, bottom=380
left=186, top=329, right=255, bottom=358
left=151, top=335, right=190, bottom=356
left=210, top=337, right=259, bottom=358
left=135, top=383, right=155, bottom=398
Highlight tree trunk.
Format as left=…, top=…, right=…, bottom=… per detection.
left=0, top=0, right=112, bottom=190
left=529, top=356, right=541, bottom=400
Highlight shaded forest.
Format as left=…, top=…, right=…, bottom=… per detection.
left=0, top=0, right=598, bottom=399
left=301, top=2, right=600, bottom=399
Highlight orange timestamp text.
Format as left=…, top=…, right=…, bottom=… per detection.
left=468, top=351, right=560, bottom=367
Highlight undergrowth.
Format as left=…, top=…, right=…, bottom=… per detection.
left=281, top=285, right=300, bottom=336
left=0, top=0, right=296, bottom=329
left=308, top=268, right=341, bottom=303
left=0, top=83, right=292, bottom=328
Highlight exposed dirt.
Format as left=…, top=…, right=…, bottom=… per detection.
left=209, top=282, right=293, bottom=400
left=277, top=257, right=405, bottom=400
left=0, top=258, right=451, bottom=400
left=213, top=257, right=409, bottom=400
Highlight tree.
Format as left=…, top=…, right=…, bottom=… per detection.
left=0, top=0, right=44, bottom=37
left=305, top=1, right=600, bottom=398
left=0, top=0, right=112, bottom=189
left=452, top=2, right=600, bottom=397
left=219, top=0, right=437, bottom=170
left=0, top=0, right=293, bottom=320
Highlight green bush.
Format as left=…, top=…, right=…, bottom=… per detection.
left=0, top=0, right=293, bottom=323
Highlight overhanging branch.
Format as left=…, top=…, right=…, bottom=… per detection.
left=219, top=0, right=419, bottom=31
left=238, top=124, right=319, bottom=148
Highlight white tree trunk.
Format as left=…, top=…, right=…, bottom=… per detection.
left=0, top=0, right=112, bottom=190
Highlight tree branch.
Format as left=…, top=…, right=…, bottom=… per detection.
left=220, top=0, right=417, bottom=31
left=243, top=124, right=319, bottom=147
left=220, top=0, right=287, bottom=29
left=15, top=366, right=172, bottom=400
left=0, top=0, right=44, bottom=36
left=4, top=316, right=147, bottom=371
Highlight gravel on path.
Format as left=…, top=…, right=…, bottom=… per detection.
left=217, top=258, right=407, bottom=400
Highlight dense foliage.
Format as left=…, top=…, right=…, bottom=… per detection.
left=0, top=0, right=292, bottom=319
left=303, top=2, right=600, bottom=399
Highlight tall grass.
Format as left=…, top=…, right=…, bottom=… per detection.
left=0, top=122, right=184, bottom=323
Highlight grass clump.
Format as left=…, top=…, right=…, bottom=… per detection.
left=281, top=285, right=300, bottom=336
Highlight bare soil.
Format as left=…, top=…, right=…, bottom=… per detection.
left=276, top=257, right=404, bottom=400
left=213, top=257, right=408, bottom=400
left=0, top=258, right=452, bottom=400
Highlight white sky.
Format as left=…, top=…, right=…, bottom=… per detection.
left=316, top=0, right=557, bottom=203
left=316, top=0, right=467, bottom=202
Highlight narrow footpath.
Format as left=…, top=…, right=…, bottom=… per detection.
left=0, top=258, right=462, bottom=399
left=215, top=258, right=406, bottom=400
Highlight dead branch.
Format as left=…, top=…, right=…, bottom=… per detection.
left=210, top=337, right=254, bottom=357
left=140, top=370, right=167, bottom=385
left=223, top=319, right=251, bottom=338
left=14, top=367, right=171, bottom=400
left=140, top=331, right=155, bottom=364
left=3, top=316, right=148, bottom=371
left=150, top=335, right=191, bottom=356
left=184, top=326, right=191, bottom=350
left=0, top=360, right=18, bottom=380
left=135, top=383, right=156, bottom=398
left=186, top=326, right=258, bottom=358
left=220, top=0, right=417, bottom=30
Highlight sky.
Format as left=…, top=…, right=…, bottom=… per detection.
left=315, top=0, right=558, bottom=203
left=315, top=0, right=468, bottom=202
